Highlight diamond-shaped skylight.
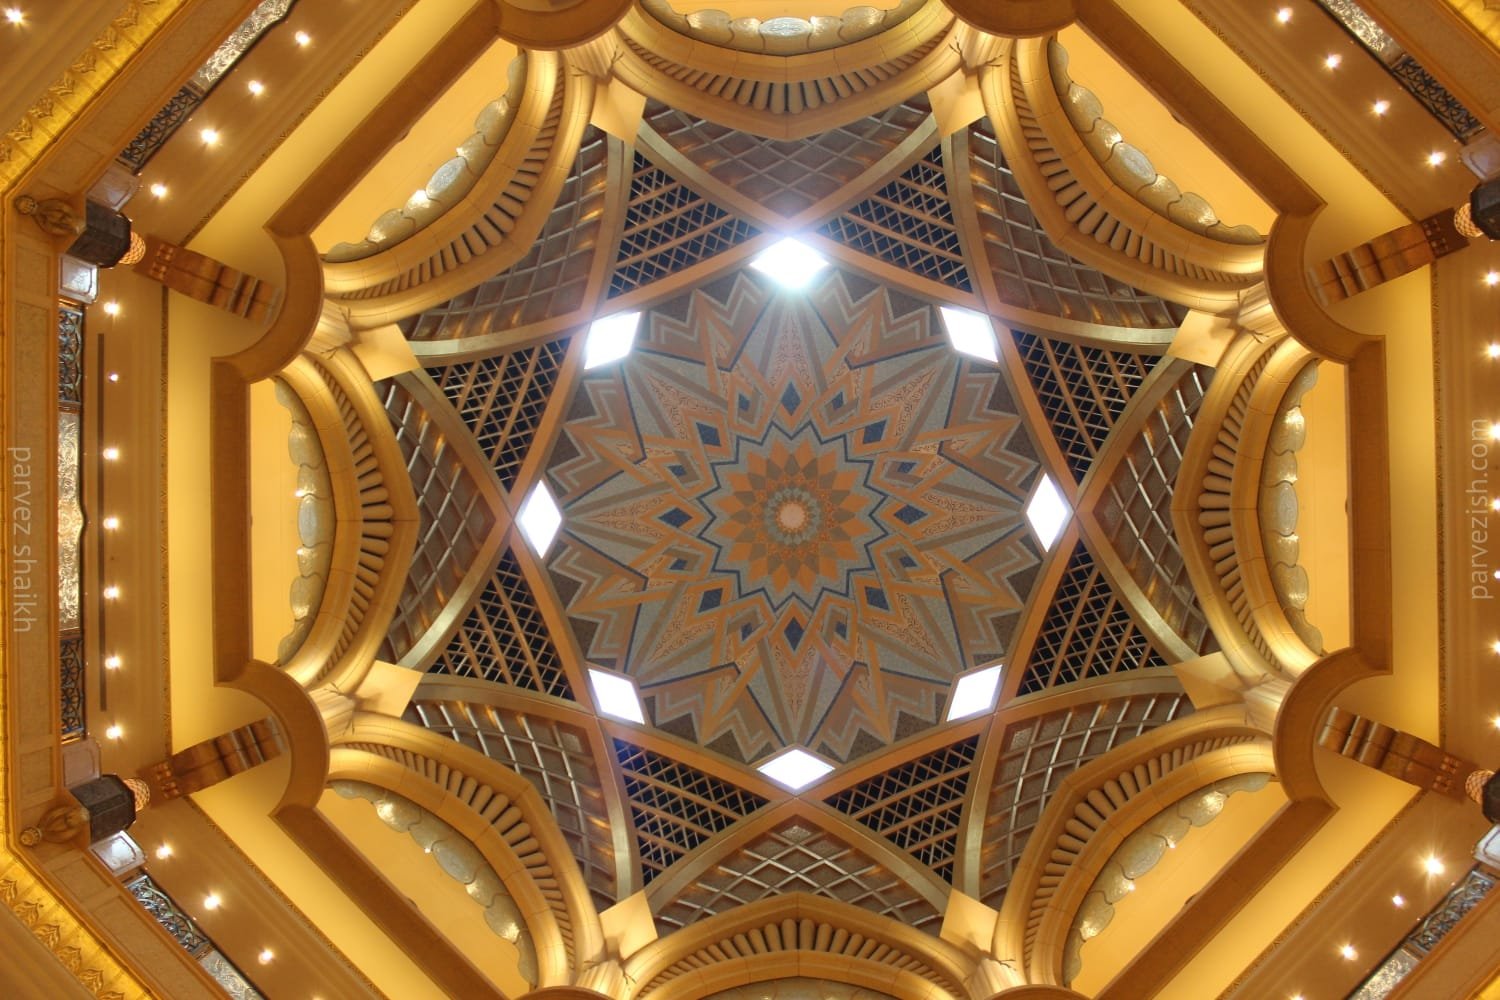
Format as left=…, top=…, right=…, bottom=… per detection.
left=584, top=311, right=641, bottom=370
left=939, top=306, right=999, bottom=363
left=749, top=237, right=829, bottom=290
left=1026, top=474, right=1071, bottom=551
left=756, top=747, right=834, bottom=791
left=518, top=482, right=563, bottom=556
left=946, top=663, right=1004, bottom=722
left=588, top=668, right=645, bottom=724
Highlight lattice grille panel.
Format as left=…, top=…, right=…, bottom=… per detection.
left=431, top=547, right=572, bottom=699
left=614, top=740, right=766, bottom=884
left=654, top=820, right=942, bottom=934
left=642, top=97, right=931, bottom=217
left=967, top=119, right=1185, bottom=328
left=1011, top=329, right=1156, bottom=483
left=1018, top=542, right=1168, bottom=695
left=378, top=378, right=496, bottom=662
left=609, top=152, right=759, bottom=297
left=426, top=338, right=569, bottom=493
left=58, top=305, right=83, bottom=408
left=1096, top=365, right=1217, bottom=653
left=824, top=737, right=978, bottom=882
left=978, top=692, right=1191, bottom=907
left=819, top=144, right=971, bottom=290
left=406, top=698, right=615, bottom=909
left=406, top=128, right=609, bottom=340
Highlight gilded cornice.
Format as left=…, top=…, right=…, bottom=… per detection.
left=0, top=0, right=190, bottom=193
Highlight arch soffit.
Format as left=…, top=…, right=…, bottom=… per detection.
left=331, top=715, right=608, bottom=970
left=621, top=892, right=974, bottom=1000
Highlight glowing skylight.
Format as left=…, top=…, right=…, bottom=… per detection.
left=584, top=311, right=641, bottom=370
left=749, top=237, right=829, bottom=290
left=757, top=747, right=834, bottom=791
left=946, top=663, right=1004, bottom=722
left=939, top=306, right=999, bottom=363
left=588, top=669, right=645, bottom=724
left=518, top=483, right=562, bottom=556
left=1026, top=474, right=1071, bottom=551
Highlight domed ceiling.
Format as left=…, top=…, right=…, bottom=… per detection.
left=328, top=4, right=1257, bottom=977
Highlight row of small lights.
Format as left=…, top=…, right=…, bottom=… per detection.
left=1272, top=5, right=1459, bottom=169
left=520, top=237, right=1067, bottom=792
left=1285, top=856, right=1450, bottom=999
left=144, top=29, right=313, bottom=202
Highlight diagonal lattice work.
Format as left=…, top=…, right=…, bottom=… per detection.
left=1018, top=541, right=1169, bottom=695
left=653, top=819, right=943, bottom=935
left=977, top=691, right=1193, bottom=908
left=642, top=96, right=931, bottom=217
left=1011, top=329, right=1158, bottom=484
left=615, top=740, right=768, bottom=885
left=966, top=118, right=1186, bottom=329
left=824, top=737, right=979, bottom=883
left=609, top=151, right=760, bottom=298
left=426, top=337, right=570, bottom=493
left=1096, top=365, right=1218, bottom=654
left=431, top=547, right=572, bottom=699
left=405, top=698, right=616, bottom=911
left=378, top=378, right=497, bottom=662
left=405, top=127, right=610, bottom=340
left=819, top=143, right=971, bottom=291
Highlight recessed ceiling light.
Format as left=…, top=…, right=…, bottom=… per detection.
left=946, top=663, right=1004, bottom=721
left=588, top=669, right=645, bottom=723
left=293, top=30, right=310, bottom=46
left=104, top=724, right=123, bottom=740
left=247, top=80, right=264, bottom=96
left=102, top=516, right=119, bottom=530
left=749, top=237, right=829, bottom=290
left=102, top=300, right=120, bottom=316
left=148, top=183, right=167, bottom=198
left=1427, top=151, right=1447, bottom=167
left=104, top=655, right=122, bottom=670
left=203, top=893, right=221, bottom=910
left=1372, top=100, right=1389, bottom=116
left=102, top=446, right=120, bottom=461
left=1275, top=7, right=1292, bottom=23
left=757, top=747, right=834, bottom=791
left=1026, top=474, right=1070, bottom=551
left=154, top=843, right=173, bottom=860
left=584, top=311, right=641, bottom=370
left=102, top=585, right=120, bottom=600
left=257, top=948, right=274, bottom=965
left=199, top=128, right=219, bottom=145
left=939, top=306, right=998, bottom=363
left=1424, top=855, right=1445, bottom=875
left=1339, top=944, right=1357, bottom=960
left=1392, top=893, right=1406, bottom=907
left=518, top=482, right=563, bottom=556
left=1324, top=53, right=1342, bottom=69
left=1485, top=271, right=1500, bottom=287
left=4, top=8, right=22, bottom=24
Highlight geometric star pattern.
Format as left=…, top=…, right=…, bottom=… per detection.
left=548, top=266, right=1045, bottom=763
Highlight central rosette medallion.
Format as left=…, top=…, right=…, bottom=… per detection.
left=546, top=268, right=1043, bottom=763
left=701, top=430, right=882, bottom=609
